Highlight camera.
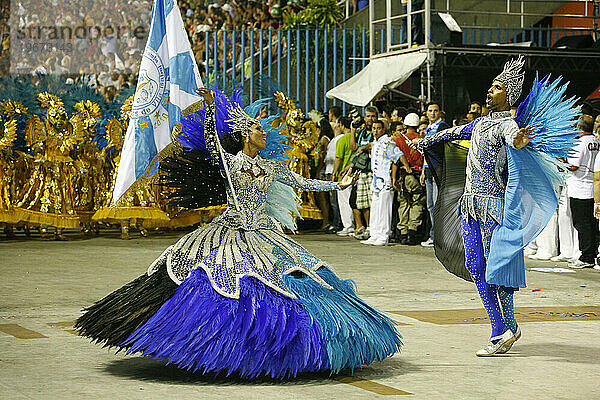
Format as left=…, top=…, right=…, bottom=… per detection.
left=349, top=108, right=363, bottom=129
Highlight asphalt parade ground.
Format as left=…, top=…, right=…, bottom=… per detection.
left=1, top=231, right=599, bottom=399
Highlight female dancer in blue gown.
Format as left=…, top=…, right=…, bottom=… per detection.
left=76, top=87, right=402, bottom=379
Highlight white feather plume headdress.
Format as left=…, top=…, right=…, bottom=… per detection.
left=226, top=103, right=259, bottom=135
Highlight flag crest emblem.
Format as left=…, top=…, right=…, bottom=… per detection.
left=131, top=47, right=167, bottom=119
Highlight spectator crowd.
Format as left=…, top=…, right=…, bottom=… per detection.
left=3, top=1, right=309, bottom=103
left=4, top=1, right=304, bottom=76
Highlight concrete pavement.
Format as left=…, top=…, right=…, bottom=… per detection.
left=1, top=231, right=599, bottom=399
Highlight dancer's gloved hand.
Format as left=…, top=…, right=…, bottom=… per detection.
left=197, top=88, right=214, bottom=105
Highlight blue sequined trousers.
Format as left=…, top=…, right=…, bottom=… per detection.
left=461, top=217, right=517, bottom=339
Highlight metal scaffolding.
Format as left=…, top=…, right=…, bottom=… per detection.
left=365, top=0, right=600, bottom=106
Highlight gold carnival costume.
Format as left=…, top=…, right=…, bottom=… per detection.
left=0, top=100, right=32, bottom=232
left=14, top=93, right=79, bottom=236
left=274, top=92, right=322, bottom=219
left=92, top=96, right=170, bottom=239
left=70, top=100, right=105, bottom=230
left=0, top=102, right=20, bottom=225
left=164, top=202, right=227, bottom=229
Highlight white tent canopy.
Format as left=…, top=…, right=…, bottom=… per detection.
left=326, top=51, right=427, bottom=107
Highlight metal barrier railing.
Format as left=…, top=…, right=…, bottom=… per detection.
left=202, top=28, right=370, bottom=114
left=201, top=23, right=595, bottom=112
left=461, top=26, right=596, bottom=46
left=368, top=26, right=594, bottom=51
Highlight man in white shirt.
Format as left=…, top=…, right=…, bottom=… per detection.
left=361, top=120, right=403, bottom=245
left=567, top=117, right=600, bottom=268
left=594, top=151, right=600, bottom=269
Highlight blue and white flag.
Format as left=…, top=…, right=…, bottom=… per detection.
left=113, top=0, right=203, bottom=204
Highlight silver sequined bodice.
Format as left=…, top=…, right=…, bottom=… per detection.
left=215, top=151, right=337, bottom=230
left=420, top=111, right=519, bottom=224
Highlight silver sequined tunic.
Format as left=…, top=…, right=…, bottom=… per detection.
left=148, top=103, right=340, bottom=299
left=419, top=111, right=519, bottom=255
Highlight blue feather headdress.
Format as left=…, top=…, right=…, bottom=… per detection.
left=178, top=86, right=243, bottom=155
left=179, top=86, right=289, bottom=158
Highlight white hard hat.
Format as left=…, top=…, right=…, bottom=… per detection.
left=404, top=112, right=420, bottom=127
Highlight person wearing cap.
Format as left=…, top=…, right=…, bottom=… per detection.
left=392, top=113, right=425, bottom=245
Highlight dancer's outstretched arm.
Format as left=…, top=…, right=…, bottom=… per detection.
left=413, top=120, right=477, bottom=150
left=197, top=88, right=233, bottom=166
left=272, top=162, right=357, bottom=191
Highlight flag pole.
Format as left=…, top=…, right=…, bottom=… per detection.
left=215, top=130, right=241, bottom=211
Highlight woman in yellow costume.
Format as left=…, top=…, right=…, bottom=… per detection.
left=274, top=92, right=323, bottom=220
left=0, top=100, right=32, bottom=237
left=92, top=96, right=170, bottom=239
left=0, top=106, right=19, bottom=230
left=70, top=100, right=106, bottom=234
left=15, top=93, right=79, bottom=240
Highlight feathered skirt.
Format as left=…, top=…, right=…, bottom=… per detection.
left=75, top=222, right=402, bottom=379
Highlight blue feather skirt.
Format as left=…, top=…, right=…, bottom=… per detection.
left=76, top=242, right=402, bottom=379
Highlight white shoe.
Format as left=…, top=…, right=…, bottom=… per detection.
left=550, top=254, right=571, bottom=262
left=372, top=240, right=387, bottom=246
left=497, top=326, right=521, bottom=354
left=593, top=265, right=600, bottom=271
left=568, top=259, right=595, bottom=269
left=528, top=253, right=552, bottom=261
left=523, top=248, right=536, bottom=256
left=349, top=226, right=365, bottom=238
left=476, top=330, right=515, bottom=357
left=420, top=238, right=434, bottom=247
left=336, top=227, right=355, bottom=237
left=360, top=238, right=376, bottom=245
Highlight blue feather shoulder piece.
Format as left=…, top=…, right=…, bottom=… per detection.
left=514, top=73, right=580, bottom=159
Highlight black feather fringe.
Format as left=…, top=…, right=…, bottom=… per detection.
left=160, top=149, right=227, bottom=213
left=74, top=263, right=177, bottom=349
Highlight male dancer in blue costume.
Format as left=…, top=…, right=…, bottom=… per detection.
left=414, top=57, right=535, bottom=356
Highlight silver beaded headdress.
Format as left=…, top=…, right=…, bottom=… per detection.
left=226, top=103, right=259, bottom=135
left=493, top=55, right=526, bottom=106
